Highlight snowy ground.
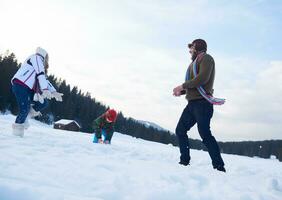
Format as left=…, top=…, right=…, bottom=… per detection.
left=0, top=115, right=282, bottom=200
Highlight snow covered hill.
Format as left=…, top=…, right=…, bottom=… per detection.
left=0, top=115, right=282, bottom=200
left=137, top=120, right=171, bottom=133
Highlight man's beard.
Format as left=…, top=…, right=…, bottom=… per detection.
left=191, top=52, right=198, bottom=61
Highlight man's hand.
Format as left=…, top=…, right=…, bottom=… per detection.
left=51, top=92, right=64, bottom=102
left=42, top=90, right=52, bottom=99
left=173, top=85, right=184, bottom=97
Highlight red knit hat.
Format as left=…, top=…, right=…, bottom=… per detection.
left=106, top=109, right=117, bottom=122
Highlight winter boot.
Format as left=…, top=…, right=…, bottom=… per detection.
left=24, top=119, right=30, bottom=130
left=12, top=123, right=25, bottom=137
left=24, top=107, right=42, bottom=130
left=179, top=160, right=190, bottom=166
left=214, top=165, right=226, bottom=172
left=29, top=107, right=42, bottom=118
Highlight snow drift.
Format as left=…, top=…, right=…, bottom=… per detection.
left=0, top=114, right=281, bottom=200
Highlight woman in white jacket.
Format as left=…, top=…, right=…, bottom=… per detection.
left=11, top=47, right=63, bottom=137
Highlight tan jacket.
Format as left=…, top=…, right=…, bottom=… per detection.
left=182, top=53, right=215, bottom=101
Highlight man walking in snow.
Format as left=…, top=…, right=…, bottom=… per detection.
left=173, top=39, right=226, bottom=172
left=11, top=47, right=63, bottom=137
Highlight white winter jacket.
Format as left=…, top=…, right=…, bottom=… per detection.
left=12, top=54, right=55, bottom=92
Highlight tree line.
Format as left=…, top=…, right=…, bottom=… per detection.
left=1, top=51, right=281, bottom=161
left=0, top=51, right=175, bottom=142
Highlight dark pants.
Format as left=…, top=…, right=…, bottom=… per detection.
left=176, top=99, right=224, bottom=167
left=12, top=83, right=48, bottom=124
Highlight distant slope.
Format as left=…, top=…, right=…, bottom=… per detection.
left=137, top=119, right=172, bottom=133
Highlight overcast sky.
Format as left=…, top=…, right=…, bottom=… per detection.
left=1, top=0, right=281, bottom=141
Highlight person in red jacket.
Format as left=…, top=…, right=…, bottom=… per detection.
left=92, top=109, right=118, bottom=144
